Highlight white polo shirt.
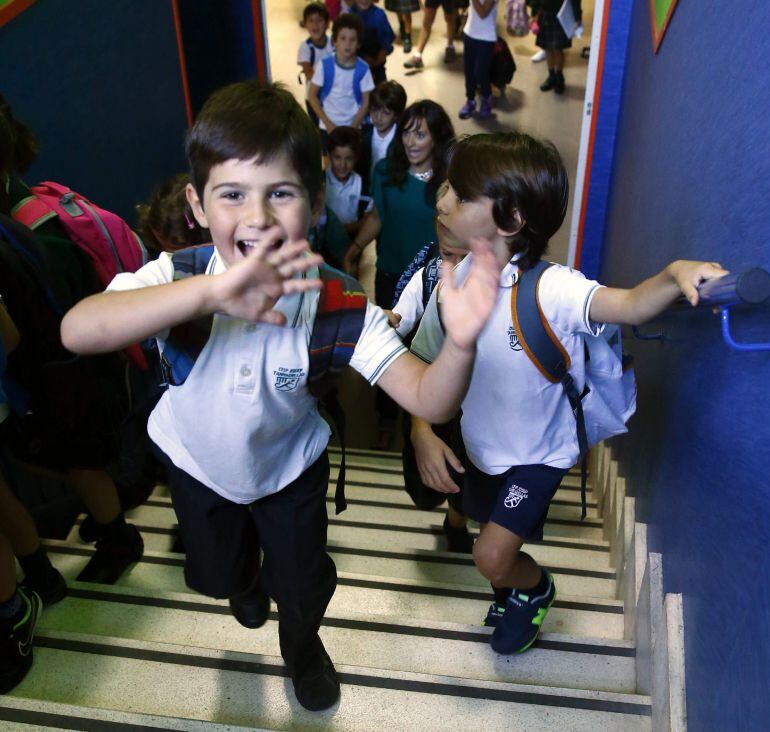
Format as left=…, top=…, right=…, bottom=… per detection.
left=297, top=36, right=334, bottom=99
left=108, top=250, right=406, bottom=503
left=325, top=168, right=363, bottom=225
left=370, top=124, right=396, bottom=181
left=311, top=56, right=375, bottom=129
left=411, top=255, right=604, bottom=473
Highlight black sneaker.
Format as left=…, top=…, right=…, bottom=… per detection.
left=78, top=514, right=103, bottom=544
left=292, top=645, right=340, bottom=711
left=0, top=588, right=42, bottom=694
left=229, top=583, right=271, bottom=629
left=442, top=515, right=474, bottom=553
left=76, top=524, right=144, bottom=584
left=22, top=566, right=67, bottom=607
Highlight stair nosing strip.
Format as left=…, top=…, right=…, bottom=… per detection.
left=106, top=518, right=610, bottom=553
left=0, top=706, right=172, bottom=732
left=63, top=587, right=633, bottom=657
left=142, top=497, right=604, bottom=527
left=33, top=634, right=650, bottom=716
left=45, top=543, right=623, bottom=608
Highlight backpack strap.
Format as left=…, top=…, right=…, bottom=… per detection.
left=160, top=245, right=216, bottom=387
left=421, top=254, right=442, bottom=309
left=511, top=260, right=589, bottom=518
left=308, top=264, right=367, bottom=514
left=11, top=195, right=57, bottom=230
left=352, top=59, right=368, bottom=106
left=319, top=55, right=335, bottom=103
left=306, top=37, right=317, bottom=69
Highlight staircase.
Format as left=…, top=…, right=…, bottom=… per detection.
left=1, top=446, right=652, bottom=731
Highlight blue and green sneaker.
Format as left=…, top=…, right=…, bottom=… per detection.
left=483, top=602, right=506, bottom=627
left=490, top=573, right=555, bottom=654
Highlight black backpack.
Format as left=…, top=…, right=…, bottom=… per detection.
left=489, top=36, right=517, bottom=90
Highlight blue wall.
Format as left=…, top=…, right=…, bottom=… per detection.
left=0, top=0, right=189, bottom=223
left=598, top=1, right=770, bottom=728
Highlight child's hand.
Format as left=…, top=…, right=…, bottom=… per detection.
left=439, top=237, right=500, bottom=351
left=668, top=260, right=729, bottom=306
left=212, top=232, right=323, bottom=324
left=412, top=425, right=464, bottom=494
left=383, top=309, right=402, bottom=329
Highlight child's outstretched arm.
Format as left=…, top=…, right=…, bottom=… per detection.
left=589, top=260, right=729, bottom=326
left=376, top=238, right=500, bottom=424
left=61, top=239, right=322, bottom=355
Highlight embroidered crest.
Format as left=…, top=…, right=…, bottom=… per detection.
left=507, top=325, right=523, bottom=351
left=504, top=484, right=528, bottom=509
left=273, top=367, right=304, bottom=392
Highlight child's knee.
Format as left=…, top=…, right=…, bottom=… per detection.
left=472, top=540, right=516, bottom=585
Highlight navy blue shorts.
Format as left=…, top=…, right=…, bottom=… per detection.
left=462, top=461, right=568, bottom=541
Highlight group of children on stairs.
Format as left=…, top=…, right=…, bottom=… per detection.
left=2, top=78, right=727, bottom=716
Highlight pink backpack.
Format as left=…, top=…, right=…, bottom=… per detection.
left=12, top=181, right=149, bottom=368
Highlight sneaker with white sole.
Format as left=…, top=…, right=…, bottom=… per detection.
left=0, top=587, right=42, bottom=694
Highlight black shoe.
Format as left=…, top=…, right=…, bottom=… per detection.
left=76, top=524, right=144, bottom=584
left=442, top=515, right=474, bottom=553
left=403, top=34, right=412, bottom=54
left=78, top=514, right=103, bottom=543
left=292, top=646, right=340, bottom=711
left=229, top=583, right=270, bottom=629
left=554, top=71, right=565, bottom=94
left=540, top=71, right=557, bottom=92
left=0, top=588, right=42, bottom=694
left=23, top=566, right=67, bottom=607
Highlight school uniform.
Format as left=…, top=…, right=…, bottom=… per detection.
left=351, top=4, right=396, bottom=85
left=311, top=56, right=375, bottom=130
left=411, top=255, right=604, bottom=540
left=297, top=35, right=334, bottom=124
left=325, top=168, right=363, bottom=226
left=107, top=249, right=406, bottom=670
left=358, top=123, right=396, bottom=196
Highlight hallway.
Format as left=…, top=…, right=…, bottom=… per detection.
left=265, top=0, right=594, bottom=268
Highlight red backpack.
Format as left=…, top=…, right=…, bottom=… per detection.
left=12, top=181, right=149, bottom=368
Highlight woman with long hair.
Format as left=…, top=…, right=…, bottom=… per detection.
left=344, top=99, right=455, bottom=309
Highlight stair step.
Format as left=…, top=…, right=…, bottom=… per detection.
left=43, top=547, right=625, bottom=639
left=57, top=521, right=616, bottom=598
left=142, top=492, right=606, bottom=542
left=9, top=630, right=651, bottom=731
left=0, top=696, right=263, bottom=731
left=37, top=582, right=636, bottom=694
left=327, top=446, right=586, bottom=480
left=113, top=510, right=611, bottom=571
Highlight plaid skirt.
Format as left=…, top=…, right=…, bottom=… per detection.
left=385, top=0, right=420, bottom=12
left=535, top=9, right=572, bottom=50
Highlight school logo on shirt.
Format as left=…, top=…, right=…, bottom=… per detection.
left=273, top=367, right=305, bottom=392
left=507, top=325, right=523, bottom=351
left=504, top=484, right=528, bottom=509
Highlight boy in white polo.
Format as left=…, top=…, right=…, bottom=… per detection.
left=410, top=132, right=728, bottom=656
left=60, top=82, right=500, bottom=714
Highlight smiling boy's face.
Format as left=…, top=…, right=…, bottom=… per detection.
left=187, top=154, right=320, bottom=268
left=304, top=12, right=328, bottom=43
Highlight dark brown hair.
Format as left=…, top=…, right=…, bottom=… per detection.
left=186, top=81, right=323, bottom=206
left=303, top=2, right=329, bottom=23
left=448, top=133, right=568, bottom=269
left=370, top=81, right=407, bottom=118
left=387, top=100, right=455, bottom=203
left=327, top=126, right=361, bottom=158
left=332, top=12, right=363, bottom=43
left=136, top=173, right=208, bottom=253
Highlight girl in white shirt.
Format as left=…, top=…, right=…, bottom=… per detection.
left=458, top=0, right=499, bottom=120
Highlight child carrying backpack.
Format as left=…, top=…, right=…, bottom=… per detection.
left=410, top=132, right=727, bottom=656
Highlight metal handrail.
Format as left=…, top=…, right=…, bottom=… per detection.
left=630, top=267, right=770, bottom=350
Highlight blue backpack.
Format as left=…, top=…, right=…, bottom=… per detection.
left=160, top=245, right=368, bottom=514
left=512, top=260, right=637, bottom=518
left=319, top=55, right=369, bottom=106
